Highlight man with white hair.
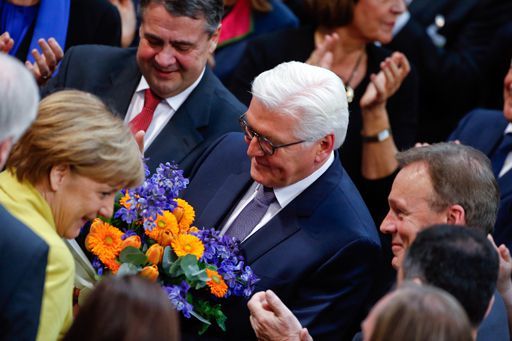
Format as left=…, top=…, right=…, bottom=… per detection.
left=184, top=61, right=381, bottom=339
left=0, top=53, right=49, bottom=339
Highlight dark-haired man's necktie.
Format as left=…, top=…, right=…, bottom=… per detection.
left=491, top=133, right=512, bottom=177
left=225, top=186, right=276, bottom=242
left=129, top=89, right=161, bottom=134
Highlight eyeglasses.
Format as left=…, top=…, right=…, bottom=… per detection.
left=239, top=114, right=306, bottom=156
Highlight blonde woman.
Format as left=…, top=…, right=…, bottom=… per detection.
left=0, top=90, right=144, bottom=340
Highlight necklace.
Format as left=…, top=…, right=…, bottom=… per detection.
left=341, top=50, right=364, bottom=104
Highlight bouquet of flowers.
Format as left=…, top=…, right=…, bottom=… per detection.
left=84, top=162, right=259, bottom=334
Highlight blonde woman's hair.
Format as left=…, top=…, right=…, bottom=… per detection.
left=8, top=90, right=144, bottom=188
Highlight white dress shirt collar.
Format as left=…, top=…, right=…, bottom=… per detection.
left=498, top=123, right=512, bottom=177
left=272, top=151, right=335, bottom=208
left=135, top=67, right=205, bottom=111
left=127, top=67, right=206, bottom=150
left=221, top=152, right=335, bottom=240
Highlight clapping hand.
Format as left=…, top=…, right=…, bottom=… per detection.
left=306, top=33, right=339, bottom=70
left=360, top=51, right=410, bottom=111
left=0, top=32, right=14, bottom=53
left=25, top=38, right=64, bottom=85
left=0, top=32, right=64, bottom=85
left=487, top=234, right=512, bottom=297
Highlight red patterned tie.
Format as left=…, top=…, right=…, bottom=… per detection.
left=129, top=89, right=162, bottom=134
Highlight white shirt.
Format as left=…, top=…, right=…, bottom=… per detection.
left=124, top=68, right=205, bottom=150
left=220, top=152, right=335, bottom=241
left=498, top=123, right=512, bottom=178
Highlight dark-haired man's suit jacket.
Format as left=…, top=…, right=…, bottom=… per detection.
left=449, top=109, right=512, bottom=251
left=0, top=205, right=48, bottom=340
left=184, top=133, right=381, bottom=340
left=42, top=45, right=245, bottom=174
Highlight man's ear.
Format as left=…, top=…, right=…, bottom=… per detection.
left=446, top=204, right=466, bottom=226
left=314, top=134, right=334, bottom=163
left=0, top=138, right=13, bottom=169
left=48, top=164, right=70, bottom=192
left=208, top=24, right=221, bottom=53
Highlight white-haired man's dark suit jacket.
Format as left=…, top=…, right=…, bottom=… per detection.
left=184, top=133, right=381, bottom=340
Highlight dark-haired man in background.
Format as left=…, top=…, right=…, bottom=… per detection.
left=43, top=0, right=245, bottom=174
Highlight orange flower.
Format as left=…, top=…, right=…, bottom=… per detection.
left=103, top=258, right=120, bottom=273
left=121, top=235, right=141, bottom=250
left=206, top=269, right=228, bottom=298
left=145, top=211, right=179, bottom=245
left=172, top=199, right=195, bottom=232
left=140, top=264, right=159, bottom=282
left=146, top=244, right=164, bottom=265
left=155, top=210, right=180, bottom=234
left=85, top=219, right=124, bottom=262
left=156, top=229, right=174, bottom=247
left=171, top=234, right=204, bottom=259
left=119, top=192, right=132, bottom=209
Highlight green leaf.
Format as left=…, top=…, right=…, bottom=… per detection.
left=198, top=322, right=210, bottom=335
left=178, top=255, right=209, bottom=288
left=169, top=257, right=184, bottom=277
left=180, top=254, right=200, bottom=278
left=196, top=269, right=209, bottom=282
left=162, top=246, right=176, bottom=273
left=116, top=263, right=139, bottom=276
left=215, top=309, right=227, bottom=332
left=190, top=310, right=211, bottom=325
left=193, top=278, right=207, bottom=290
left=190, top=299, right=227, bottom=333
left=119, top=246, right=147, bottom=266
left=190, top=307, right=213, bottom=335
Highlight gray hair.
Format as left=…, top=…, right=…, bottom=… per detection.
left=0, top=54, right=39, bottom=142
left=251, top=61, right=349, bottom=149
left=140, top=0, right=223, bottom=35
left=396, top=143, right=499, bottom=234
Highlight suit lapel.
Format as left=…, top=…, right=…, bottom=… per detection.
left=100, top=48, right=141, bottom=117
left=466, top=112, right=508, bottom=156
left=483, top=116, right=512, bottom=200
left=481, top=130, right=506, bottom=156
left=242, top=154, right=342, bottom=264
left=242, top=203, right=301, bottom=264
left=146, top=68, right=217, bottom=166
left=198, top=171, right=252, bottom=230
left=498, top=170, right=512, bottom=200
